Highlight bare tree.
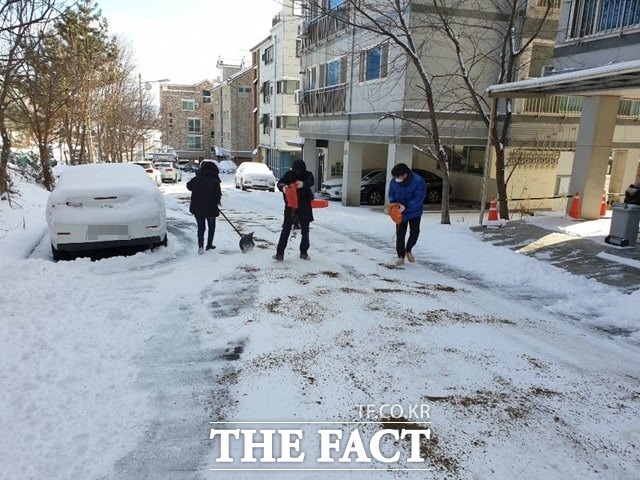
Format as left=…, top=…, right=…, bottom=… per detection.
left=0, top=0, right=60, bottom=196
left=303, top=0, right=555, bottom=222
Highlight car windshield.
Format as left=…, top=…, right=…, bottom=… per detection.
left=361, top=170, right=382, bottom=181
left=135, top=162, right=153, bottom=169
left=242, top=163, right=271, bottom=174
left=366, top=171, right=386, bottom=183
left=219, top=160, right=235, bottom=169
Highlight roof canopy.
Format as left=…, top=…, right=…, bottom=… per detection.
left=487, top=59, right=640, bottom=98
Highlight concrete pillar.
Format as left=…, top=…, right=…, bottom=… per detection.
left=385, top=144, right=413, bottom=203
left=609, top=149, right=640, bottom=202
left=302, top=144, right=318, bottom=192
left=342, top=141, right=363, bottom=206
left=567, top=95, right=620, bottom=219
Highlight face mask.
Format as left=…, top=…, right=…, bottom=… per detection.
left=395, top=177, right=404, bottom=183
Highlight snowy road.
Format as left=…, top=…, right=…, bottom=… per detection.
left=1, top=174, right=639, bottom=479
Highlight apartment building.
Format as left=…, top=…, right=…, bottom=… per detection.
left=159, top=80, right=217, bottom=161
left=489, top=0, right=640, bottom=218
left=212, top=61, right=254, bottom=160
left=250, top=0, right=303, bottom=179
left=296, top=0, right=639, bottom=214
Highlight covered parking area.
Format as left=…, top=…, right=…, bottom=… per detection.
left=485, top=59, right=640, bottom=220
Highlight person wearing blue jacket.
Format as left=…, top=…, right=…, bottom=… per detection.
left=388, top=163, right=427, bottom=266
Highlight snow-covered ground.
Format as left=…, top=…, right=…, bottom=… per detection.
left=1, top=170, right=639, bottom=479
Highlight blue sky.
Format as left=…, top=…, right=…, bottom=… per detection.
left=97, top=0, right=281, bottom=85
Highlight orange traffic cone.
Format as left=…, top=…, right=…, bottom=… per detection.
left=568, top=192, right=581, bottom=219
left=600, top=191, right=607, bottom=217
left=487, top=197, right=499, bottom=221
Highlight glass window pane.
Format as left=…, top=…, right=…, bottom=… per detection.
left=366, top=47, right=381, bottom=80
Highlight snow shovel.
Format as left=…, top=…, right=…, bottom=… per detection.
left=219, top=209, right=255, bottom=253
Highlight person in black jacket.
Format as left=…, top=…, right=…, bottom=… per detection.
left=273, top=159, right=315, bottom=261
left=186, top=160, right=222, bottom=254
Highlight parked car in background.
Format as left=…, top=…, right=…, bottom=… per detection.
left=234, top=162, right=276, bottom=191
left=155, top=161, right=181, bottom=183
left=177, top=161, right=199, bottom=173
left=218, top=159, right=237, bottom=174
left=361, top=168, right=450, bottom=205
left=321, top=169, right=383, bottom=200
left=46, top=163, right=167, bottom=260
left=132, top=161, right=162, bottom=186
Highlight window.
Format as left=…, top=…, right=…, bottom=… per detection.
left=263, top=46, right=274, bottom=64
left=296, top=39, right=302, bottom=58
left=328, top=0, right=343, bottom=10
left=210, top=113, right=215, bottom=120
left=210, top=130, right=215, bottom=138
left=276, top=116, right=299, bottom=129
left=305, top=67, right=317, bottom=90
left=277, top=80, right=300, bottom=94
left=444, top=145, right=485, bottom=175
left=570, top=0, right=640, bottom=39
left=261, top=113, right=271, bottom=134
left=359, top=43, right=388, bottom=82
left=324, top=56, right=348, bottom=87
left=187, top=118, right=201, bottom=133
left=187, top=135, right=202, bottom=150
left=262, top=81, right=272, bottom=103
left=202, top=90, right=211, bottom=103
left=182, top=99, right=195, bottom=111
left=238, top=86, right=251, bottom=94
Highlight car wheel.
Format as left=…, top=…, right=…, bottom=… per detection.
left=241, top=180, right=247, bottom=191
left=427, top=189, right=441, bottom=203
left=235, top=180, right=240, bottom=189
left=367, top=189, right=384, bottom=205
left=51, top=243, right=68, bottom=261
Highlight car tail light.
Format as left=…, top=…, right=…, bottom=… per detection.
left=166, top=168, right=173, bottom=172
left=146, top=169, right=153, bottom=173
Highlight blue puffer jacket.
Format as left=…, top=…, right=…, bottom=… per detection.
left=388, top=172, right=427, bottom=221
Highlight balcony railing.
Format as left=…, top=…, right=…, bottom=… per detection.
left=301, top=4, right=350, bottom=48
left=299, top=84, right=346, bottom=115
left=536, top=0, right=561, bottom=8
left=520, top=95, right=640, bottom=117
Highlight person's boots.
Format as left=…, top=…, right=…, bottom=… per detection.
left=206, top=244, right=215, bottom=251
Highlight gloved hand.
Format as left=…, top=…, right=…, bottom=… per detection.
left=296, top=180, right=303, bottom=188
left=399, top=204, right=406, bottom=213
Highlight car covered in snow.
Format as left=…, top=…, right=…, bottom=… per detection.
left=46, top=163, right=167, bottom=260
left=218, top=159, right=237, bottom=174
left=234, top=162, right=276, bottom=191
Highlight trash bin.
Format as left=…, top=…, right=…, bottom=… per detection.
left=605, top=203, right=640, bottom=247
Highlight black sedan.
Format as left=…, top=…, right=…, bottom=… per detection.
left=360, top=169, right=449, bottom=205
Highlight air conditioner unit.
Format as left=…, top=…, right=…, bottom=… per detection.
left=541, top=64, right=555, bottom=76
left=294, top=89, right=302, bottom=105
left=194, top=102, right=199, bottom=108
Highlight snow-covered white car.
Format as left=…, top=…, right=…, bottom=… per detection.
left=218, top=159, right=237, bottom=174
left=132, top=161, right=162, bottom=186
left=46, top=163, right=167, bottom=260
left=234, top=162, right=276, bottom=191
left=155, top=161, right=182, bottom=183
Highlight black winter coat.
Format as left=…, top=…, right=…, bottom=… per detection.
left=187, top=171, right=222, bottom=217
left=277, top=169, right=315, bottom=223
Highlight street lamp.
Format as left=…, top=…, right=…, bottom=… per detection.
left=139, top=74, right=170, bottom=159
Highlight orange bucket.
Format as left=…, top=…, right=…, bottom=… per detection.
left=311, top=199, right=329, bottom=208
